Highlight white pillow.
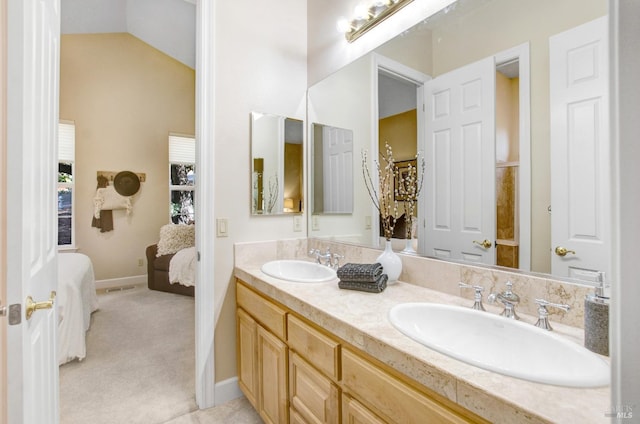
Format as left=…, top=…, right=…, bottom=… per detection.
left=156, top=224, right=195, bottom=257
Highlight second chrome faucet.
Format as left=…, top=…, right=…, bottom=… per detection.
left=487, top=281, right=521, bottom=320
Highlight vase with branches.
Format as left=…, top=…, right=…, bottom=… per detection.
left=362, top=142, right=402, bottom=282
left=362, top=143, right=399, bottom=241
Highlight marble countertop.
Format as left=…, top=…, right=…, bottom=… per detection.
left=234, top=264, right=610, bottom=424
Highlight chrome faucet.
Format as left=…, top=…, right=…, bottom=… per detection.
left=487, top=281, right=520, bottom=320
left=534, top=298, right=570, bottom=331
left=309, top=248, right=344, bottom=269
left=458, top=282, right=486, bottom=311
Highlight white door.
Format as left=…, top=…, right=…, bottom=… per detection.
left=6, top=0, right=61, bottom=423
left=422, top=57, right=496, bottom=264
left=322, top=126, right=353, bottom=213
left=550, top=17, right=610, bottom=281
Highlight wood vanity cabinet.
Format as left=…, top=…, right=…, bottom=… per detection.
left=236, top=280, right=488, bottom=424
left=237, top=283, right=288, bottom=424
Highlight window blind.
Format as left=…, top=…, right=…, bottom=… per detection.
left=169, top=134, right=196, bottom=163
left=58, top=121, right=75, bottom=162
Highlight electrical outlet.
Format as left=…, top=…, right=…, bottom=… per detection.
left=293, top=216, right=302, bottom=232
left=137, top=258, right=144, bottom=267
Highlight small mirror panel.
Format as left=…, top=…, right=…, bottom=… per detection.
left=251, top=112, right=303, bottom=215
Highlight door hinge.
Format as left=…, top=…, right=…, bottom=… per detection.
left=1, top=304, right=22, bottom=325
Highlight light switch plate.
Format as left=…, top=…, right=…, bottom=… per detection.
left=312, top=215, right=319, bottom=231
left=216, top=218, right=229, bottom=237
left=365, top=215, right=372, bottom=229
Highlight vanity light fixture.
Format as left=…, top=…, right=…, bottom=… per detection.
left=337, top=0, right=415, bottom=43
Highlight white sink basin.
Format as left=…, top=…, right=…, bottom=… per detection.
left=388, top=303, right=609, bottom=388
left=261, top=260, right=337, bottom=283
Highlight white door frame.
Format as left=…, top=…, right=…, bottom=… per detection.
left=194, top=0, right=216, bottom=409
left=1, top=0, right=8, bottom=422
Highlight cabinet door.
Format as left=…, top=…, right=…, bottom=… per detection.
left=290, top=352, right=339, bottom=424
left=342, top=395, right=386, bottom=424
left=342, top=349, right=472, bottom=423
left=258, top=325, right=289, bottom=424
left=237, top=309, right=258, bottom=408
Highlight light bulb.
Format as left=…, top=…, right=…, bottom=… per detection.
left=336, top=18, right=352, bottom=33
left=354, top=3, right=370, bottom=20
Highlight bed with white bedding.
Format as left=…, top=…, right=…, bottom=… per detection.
left=57, top=252, right=99, bottom=365
left=169, top=246, right=196, bottom=287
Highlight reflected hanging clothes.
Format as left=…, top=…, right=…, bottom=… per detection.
left=91, top=175, right=114, bottom=232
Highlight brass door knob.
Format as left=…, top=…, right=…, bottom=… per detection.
left=554, top=246, right=576, bottom=257
left=25, top=291, right=56, bottom=320
left=473, top=239, right=492, bottom=249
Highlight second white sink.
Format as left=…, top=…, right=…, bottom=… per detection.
left=261, top=260, right=337, bottom=283
left=388, top=302, right=609, bottom=388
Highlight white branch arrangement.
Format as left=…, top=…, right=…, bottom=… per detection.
left=362, top=143, right=399, bottom=241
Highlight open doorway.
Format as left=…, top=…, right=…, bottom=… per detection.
left=373, top=54, right=430, bottom=249
left=495, top=58, right=521, bottom=269
left=57, top=2, right=200, bottom=421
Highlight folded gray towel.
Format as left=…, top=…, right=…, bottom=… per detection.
left=336, top=263, right=383, bottom=283
left=338, top=274, right=388, bottom=293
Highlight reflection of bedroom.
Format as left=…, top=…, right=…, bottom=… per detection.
left=57, top=5, right=198, bottom=421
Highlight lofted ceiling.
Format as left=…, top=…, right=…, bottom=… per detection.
left=61, top=0, right=196, bottom=69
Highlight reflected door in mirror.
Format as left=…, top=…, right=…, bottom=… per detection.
left=312, top=123, right=354, bottom=214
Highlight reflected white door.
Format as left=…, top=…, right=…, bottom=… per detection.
left=322, top=126, right=353, bottom=213
left=423, top=57, right=496, bottom=264
left=550, top=16, right=610, bottom=281
left=6, top=0, right=61, bottom=422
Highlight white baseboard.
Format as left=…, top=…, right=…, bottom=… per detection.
left=214, top=377, right=244, bottom=406
left=95, top=275, right=146, bottom=290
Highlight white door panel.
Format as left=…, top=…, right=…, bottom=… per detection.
left=423, top=57, right=496, bottom=264
left=6, top=0, right=60, bottom=422
left=550, top=16, right=609, bottom=280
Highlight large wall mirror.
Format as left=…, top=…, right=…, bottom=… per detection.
left=251, top=112, right=304, bottom=215
left=307, top=0, right=608, bottom=282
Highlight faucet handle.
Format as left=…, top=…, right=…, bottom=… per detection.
left=534, top=298, right=570, bottom=331
left=458, top=282, right=486, bottom=311
left=331, top=253, right=345, bottom=270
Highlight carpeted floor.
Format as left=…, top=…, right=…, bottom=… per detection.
left=59, top=286, right=261, bottom=424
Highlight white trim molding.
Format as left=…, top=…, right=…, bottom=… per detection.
left=194, top=0, right=216, bottom=410
left=213, top=377, right=244, bottom=406
left=94, top=275, right=146, bottom=291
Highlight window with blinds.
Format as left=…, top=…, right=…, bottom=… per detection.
left=169, top=134, right=196, bottom=224
left=58, top=121, right=75, bottom=246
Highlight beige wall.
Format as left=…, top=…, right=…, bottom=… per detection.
left=431, top=0, right=607, bottom=273
left=59, top=33, right=195, bottom=281
left=379, top=109, right=418, bottom=161
left=213, top=0, right=307, bottom=382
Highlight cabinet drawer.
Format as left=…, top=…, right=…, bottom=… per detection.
left=342, top=349, right=470, bottom=424
left=342, top=394, right=386, bottom=424
left=289, top=352, right=339, bottom=424
left=237, top=281, right=287, bottom=340
left=288, top=314, right=340, bottom=380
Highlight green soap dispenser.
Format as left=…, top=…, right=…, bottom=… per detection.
left=584, top=272, right=609, bottom=356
